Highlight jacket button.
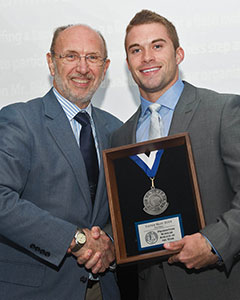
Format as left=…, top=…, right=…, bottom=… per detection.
left=30, top=244, right=35, bottom=249
left=80, top=276, right=88, bottom=283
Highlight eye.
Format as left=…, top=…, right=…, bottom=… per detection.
left=87, top=55, right=98, bottom=62
left=130, top=48, right=141, bottom=55
left=65, top=54, right=77, bottom=61
left=154, top=44, right=163, bottom=50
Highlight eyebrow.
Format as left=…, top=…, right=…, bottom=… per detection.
left=128, top=43, right=140, bottom=51
left=152, top=38, right=167, bottom=44
left=128, top=38, right=167, bottom=51
left=63, top=49, right=100, bottom=55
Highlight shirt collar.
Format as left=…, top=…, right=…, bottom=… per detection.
left=53, top=87, right=92, bottom=121
left=140, top=79, right=184, bottom=117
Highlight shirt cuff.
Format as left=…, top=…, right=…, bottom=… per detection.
left=201, top=233, right=222, bottom=261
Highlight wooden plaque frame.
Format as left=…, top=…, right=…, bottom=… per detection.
left=103, top=133, right=205, bottom=264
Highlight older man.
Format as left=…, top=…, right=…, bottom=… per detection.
left=0, top=24, right=121, bottom=300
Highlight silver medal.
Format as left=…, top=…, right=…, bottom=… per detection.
left=143, top=187, right=169, bottom=216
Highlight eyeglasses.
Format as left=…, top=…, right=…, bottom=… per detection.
left=53, top=53, right=107, bottom=66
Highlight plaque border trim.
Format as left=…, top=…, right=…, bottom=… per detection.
left=103, top=133, right=205, bottom=264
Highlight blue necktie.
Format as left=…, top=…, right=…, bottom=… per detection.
left=74, top=112, right=99, bottom=203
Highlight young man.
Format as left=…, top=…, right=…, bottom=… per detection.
left=0, top=24, right=121, bottom=300
left=112, top=9, right=240, bottom=300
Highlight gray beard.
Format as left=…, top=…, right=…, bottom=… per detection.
left=54, top=74, right=96, bottom=106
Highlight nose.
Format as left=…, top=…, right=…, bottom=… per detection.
left=142, top=49, right=155, bottom=63
left=75, top=56, right=89, bottom=73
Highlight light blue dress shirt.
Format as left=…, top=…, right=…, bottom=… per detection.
left=136, top=79, right=184, bottom=143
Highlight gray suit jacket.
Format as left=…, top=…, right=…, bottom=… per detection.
left=0, top=89, right=122, bottom=300
left=111, top=82, right=240, bottom=299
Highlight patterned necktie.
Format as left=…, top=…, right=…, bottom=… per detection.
left=74, top=112, right=99, bottom=203
left=148, top=103, right=164, bottom=140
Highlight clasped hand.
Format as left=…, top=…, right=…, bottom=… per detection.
left=68, top=226, right=115, bottom=274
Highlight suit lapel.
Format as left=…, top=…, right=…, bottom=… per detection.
left=92, top=108, right=109, bottom=153
left=169, top=82, right=200, bottom=135
left=90, top=108, right=111, bottom=219
left=43, top=90, right=91, bottom=209
left=130, top=107, right=141, bottom=143
left=123, top=107, right=141, bottom=144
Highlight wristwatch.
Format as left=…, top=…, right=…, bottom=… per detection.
left=71, top=228, right=86, bottom=252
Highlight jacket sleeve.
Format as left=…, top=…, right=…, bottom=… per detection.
left=0, top=104, right=76, bottom=267
left=201, top=94, right=240, bottom=272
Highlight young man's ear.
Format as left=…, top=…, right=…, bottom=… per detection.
left=176, top=47, right=185, bottom=65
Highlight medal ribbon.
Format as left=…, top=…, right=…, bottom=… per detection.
left=130, top=149, right=164, bottom=178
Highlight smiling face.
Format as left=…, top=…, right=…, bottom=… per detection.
left=126, top=23, right=184, bottom=102
left=47, top=25, right=110, bottom=108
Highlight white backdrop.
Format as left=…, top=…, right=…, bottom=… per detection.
left=1, top=0, right=240, bottom=121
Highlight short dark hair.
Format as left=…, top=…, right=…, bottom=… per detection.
left=125, top=9, right=180, bottom=51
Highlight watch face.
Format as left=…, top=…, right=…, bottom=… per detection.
left=76, top=232, right=86, bottom=245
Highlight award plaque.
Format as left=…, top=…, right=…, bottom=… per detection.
left=102, top=133, right=205, bottom=264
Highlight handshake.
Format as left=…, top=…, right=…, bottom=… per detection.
left=68, top=226, right=115, bottom=274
